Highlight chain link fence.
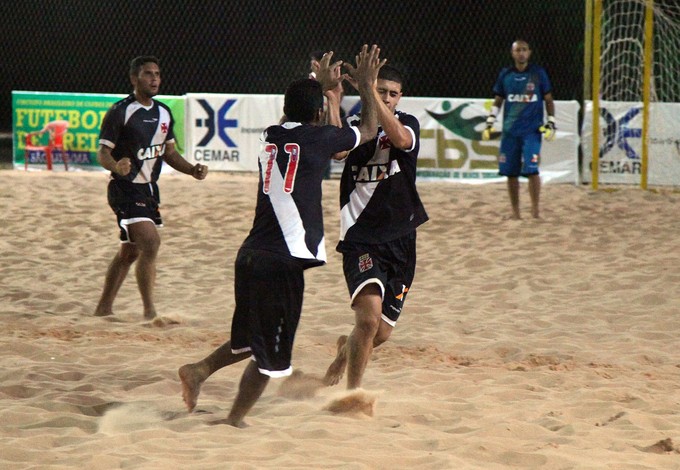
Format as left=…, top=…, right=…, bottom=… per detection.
left=2, top=0, right=585, bottom=133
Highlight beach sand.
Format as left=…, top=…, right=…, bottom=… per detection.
left=1, top=169, right=679, bottom=469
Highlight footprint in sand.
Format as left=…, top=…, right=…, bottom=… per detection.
left=636, top=438, right=680, bottom=454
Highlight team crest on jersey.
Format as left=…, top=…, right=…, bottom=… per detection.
left=527, top=82, right=535, bottom=92
left=378, top=134, right=391, bottom=149
left=358, top=253, right=373, bottom=273
left=161, top=122, right=168, bottom=133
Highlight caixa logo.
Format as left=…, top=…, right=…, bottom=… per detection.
left=195, top=99, right=238, bottom=147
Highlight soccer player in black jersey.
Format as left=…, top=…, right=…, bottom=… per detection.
left=178, top=45, right=384, bottom=428
left=323, top=64, right=429, bottom=390
left=94, top=56, right=208, bottom=320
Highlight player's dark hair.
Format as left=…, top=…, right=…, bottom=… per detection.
left=129, top=56, right=160, bottom=76
left=284, top=78, right=324, bottom=123
left=378, top=64, right=403, bottom=86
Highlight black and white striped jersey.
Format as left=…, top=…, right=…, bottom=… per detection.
left=241, top=121, right=361, bottom=267
left=99, top=94, right=176, bottom=184
left=338, top=111, right=429, bottom=245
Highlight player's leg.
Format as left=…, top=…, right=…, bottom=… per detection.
left=179, top=341, right=252, bottom=412
left=221, top=359, right=270, bottom=428
left=94, top=243, right=139, bottom=316
left=521, top=133, right=542, bottom=219
left=507, top=176, right=521, bottom=219
left=179, top=249, right=254, bottom=411
left=224, top=251, right=302, bottom=425
left=325, top=247, right=387, bottom=387
left=345, top=283, right=383, bottom=389
left=528, top=174, right=541, bottom=218
left=94, top=212, right=140, bottom=317
left=499, top=136, right=522, bottom=219
left=126, top=220, right=160, bottom=319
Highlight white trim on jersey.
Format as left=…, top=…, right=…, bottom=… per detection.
left=404, top=125, right=417, bottom=152
left=266, top=157, right=327, bottom=262
left=339, top=180, right=379, bottom=241
left=99, top=138, right=115, bottom=149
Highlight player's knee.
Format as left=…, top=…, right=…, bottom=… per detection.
left=373, top=325, right=392, bottom=346
left=119, top=244, right=139, bottom=264
left=355, top=309, right=381, bottom=336
left=137, top=235, right=161, bottom=256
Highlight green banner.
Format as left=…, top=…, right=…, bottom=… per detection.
left=12, top=91, right=185, bottom=169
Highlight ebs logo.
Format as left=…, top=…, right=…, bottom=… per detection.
left=195, top=99, right=239, bottom=147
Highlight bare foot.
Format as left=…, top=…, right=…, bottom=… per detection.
left=144, top=309, right=157, bottom=320
left=208, top=417, right=248, bottom=428
left=323, top=335, right=348, bottom=386
left=178, top=363, right=208, bottom=412
left=94, top=307, right=113, bottom=317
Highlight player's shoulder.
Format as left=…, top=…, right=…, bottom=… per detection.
left=498, top=66, right=514, bottom=78
left=109, top=94, right=135, bottom=112
left=395, top=110, right=419, bottom=127
left=154, top=98, right=172, bottom=112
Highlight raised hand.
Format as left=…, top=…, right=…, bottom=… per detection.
left=346, top=44, right=385, bottom=90
left=314, top=51, right=345, bottom=93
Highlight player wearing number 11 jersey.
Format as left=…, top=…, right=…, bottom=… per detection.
left=178, top=45, right=384, bottom=427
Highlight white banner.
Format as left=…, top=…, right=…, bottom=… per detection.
left=185, top=93, right=284, bottom=172
left=185, top=93, right=580, bottom=184
left=342, top=97, right=580, bottom=184
left=582, top=100, right=680, bottom=186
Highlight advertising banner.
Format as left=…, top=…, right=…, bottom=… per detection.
left=582, top=100, right=680, bottom=186
left=341, top=97, right=580, bottom=184
left=12, top=91, right=185, bottom=170
left=13, top=91, right=579, bottom=184
left=185, top=93, right=284, bottom=172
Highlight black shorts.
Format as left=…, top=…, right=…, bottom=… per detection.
left=230, top=247, right=305, bottom=378
left=107, top=180, right=163, bottom=242
left=338, top=232, right=417, bottom=326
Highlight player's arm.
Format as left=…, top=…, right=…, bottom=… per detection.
left=325, top=90, right=350, bottom=160
left=375, top=90, right=413, bottom=150
left=482, top=96, right=504, bottom=141
left=352, top=45, right=383, bottom=145
left=163, top=142, right=208, bottom=180
left=97, top=144, right=131, bottom=176
left=544, top=92, right=555, bottom=118
left=540, top=92, right=556, bottom=140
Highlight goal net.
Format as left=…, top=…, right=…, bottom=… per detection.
left=583, top=0, right=680, bottom=187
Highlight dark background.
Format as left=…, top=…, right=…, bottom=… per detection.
left=2, top=0, right=585, bottom=134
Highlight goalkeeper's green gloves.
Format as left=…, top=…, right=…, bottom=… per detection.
left=539, top=116, right=556, bottom=141
left=482, top=114, right=496, bottom=141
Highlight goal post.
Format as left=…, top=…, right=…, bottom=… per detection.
left=585, top=0, right=680, bottom=189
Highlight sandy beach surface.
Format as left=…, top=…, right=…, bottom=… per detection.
left=1, top=169, right=679, bottom=469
